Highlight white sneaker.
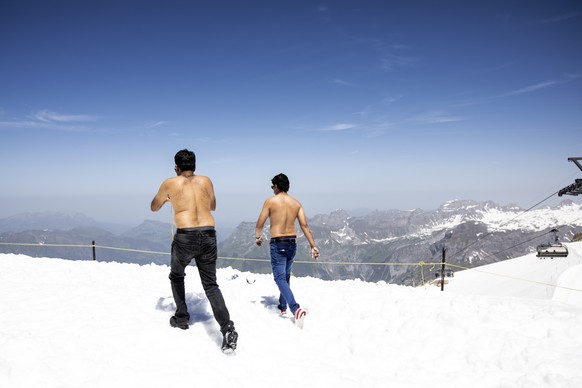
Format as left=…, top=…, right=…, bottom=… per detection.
left=294, top=307, right=307, bottom=329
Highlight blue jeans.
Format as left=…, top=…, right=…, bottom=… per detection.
left=270, top=238, right=299, bottom=314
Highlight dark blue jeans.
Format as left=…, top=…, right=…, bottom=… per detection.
left=169, top=227, right=233, bottom=334
left=270, top=238, right=299, bottom=314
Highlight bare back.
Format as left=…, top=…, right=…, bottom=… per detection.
left=255, top=187, right=319, bottom=258
left=151, top=174, right=216, bottom=228
left=263, top=193, right=302, bottom=237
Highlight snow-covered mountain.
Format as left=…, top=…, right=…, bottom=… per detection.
left=1, top=200, right=581, bottom=285
left=219, top=199, right=582, bottom=285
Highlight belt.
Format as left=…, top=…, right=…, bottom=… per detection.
left=176, top=226, right=215, bottom=234
left=270, top=236, right=296, bottom=243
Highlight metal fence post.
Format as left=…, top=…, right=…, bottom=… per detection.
left=440, top=247, right=446, bottom=291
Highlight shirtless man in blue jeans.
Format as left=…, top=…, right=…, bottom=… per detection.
left=255, top=173, right=319, bottom=327
left=151, top=149, right=237, bottom=353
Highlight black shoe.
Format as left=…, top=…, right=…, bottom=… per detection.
left=170, top=316, right=189, bottom=330
left=221, top=327, right=238, bottom=354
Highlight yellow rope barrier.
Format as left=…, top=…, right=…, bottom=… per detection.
left=1, top=241, right=581, bottom=293
left=95, top=245, right=169, bottom=255
left=0, top=242, right=169, bottom=255
left=449, top=264, right=582, bottom=292
left=0, top=242, right=93, bottom=248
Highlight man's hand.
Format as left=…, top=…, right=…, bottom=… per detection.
left=311, top=246, right=320, bottom=260
left=255, top=236, right=263, bottom=246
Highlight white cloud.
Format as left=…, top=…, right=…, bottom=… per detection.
left=413, top=110, right=463, bottom=125
left=452, top=75, right=581, bottom=107
left=500, top=74, right=581, bottom=97
left=320, top=123, right=356, bottom=131
left=381, top=54, right=416, bottom=72
left=0, top=110, right=104, bottom=133
left=502, top=81, right=560, bottom=97
left=354, top=106, right=374, bottom=118
left=332, top=78, right=354, bottom=86
left=32, top=110, right=100, bottom=123
left=354, top=95, right=403, bottom=117
left=542, top=12, right=582, bottom=24
left=146, top=121, right=169, bottom=129
left=380, top=94, right=404, bottom=105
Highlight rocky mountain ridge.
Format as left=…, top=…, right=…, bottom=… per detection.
left=218, top=199, right=582, bottom=285
left=1, top=200, right=581, bottom=285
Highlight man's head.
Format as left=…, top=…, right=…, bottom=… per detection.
left=271, top=173, right=290, bottom=192
left=174, top=149, right=196, bottom=172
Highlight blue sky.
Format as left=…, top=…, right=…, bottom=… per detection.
left=1, top=1, right=581, bottom=228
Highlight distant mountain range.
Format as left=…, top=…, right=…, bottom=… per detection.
left=1, top=200, right=581, bottom=285
left=0, top=211, right=129, bottom=235
left=0, top=212, right=230, bottom=265
left=219, top=199, right=582, bottom=285
left=0, top=217, right=173, bottom=265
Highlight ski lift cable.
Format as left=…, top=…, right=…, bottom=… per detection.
left=450, top=157, right=582, bottom=260
left=459, top=213, right=582, bottom=262
left=449, top=189, right=559, bottom=259
left=477, top=230, right=560, bottom=261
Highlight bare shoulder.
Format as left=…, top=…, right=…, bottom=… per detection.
left=194, top=174, right=213, bottom=185
left=285, top=194, right=302, bottom=207
left=162, top=176, right=180, bottom=188
left=271, top=194, right=302, bottom=212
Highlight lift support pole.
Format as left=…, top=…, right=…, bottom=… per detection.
left=568, top=157, right=582, bottom=172
left=558, top=157, right=582, bottom=197
left=440, top=247, right=446, bottom=292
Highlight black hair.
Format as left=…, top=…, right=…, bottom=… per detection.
left=271, top=173, right=290, bottom=192
left=174, top=149, right=196, bottom=172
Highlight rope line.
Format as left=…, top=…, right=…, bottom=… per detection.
left=0, top=242, right=94, bottom=248
left=447, top=264, right=582, bottom=293
left=0, top=242, right=170, bottom=255
left=1, top=240, right=581, bottom=293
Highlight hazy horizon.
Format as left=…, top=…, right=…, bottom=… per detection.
left=0, top=196, right=580, bottom=230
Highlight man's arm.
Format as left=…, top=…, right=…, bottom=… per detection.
left=150, top=180, right=170, bottom=212
left=297, top=206, right=319, bottom=259
left=254, top=199, right=270, bottom=246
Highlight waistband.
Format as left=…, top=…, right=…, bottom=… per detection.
left=270, top=235, right=297, bottom=243
left=176, top=226, right=215, bottom=234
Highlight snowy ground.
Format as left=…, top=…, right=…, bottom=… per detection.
left=1, top=243, right=582, bottom=388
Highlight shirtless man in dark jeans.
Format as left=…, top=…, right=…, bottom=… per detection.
left=151, top=149, right=237, bottom=353
left=255, top=173, right=319, bottom=328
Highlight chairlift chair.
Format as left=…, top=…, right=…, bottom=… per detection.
left=434, top=269, right=455, bottom=279
left=431, top=268, right=455, bottom=287
left=536, top=228, right=569, bottom=259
